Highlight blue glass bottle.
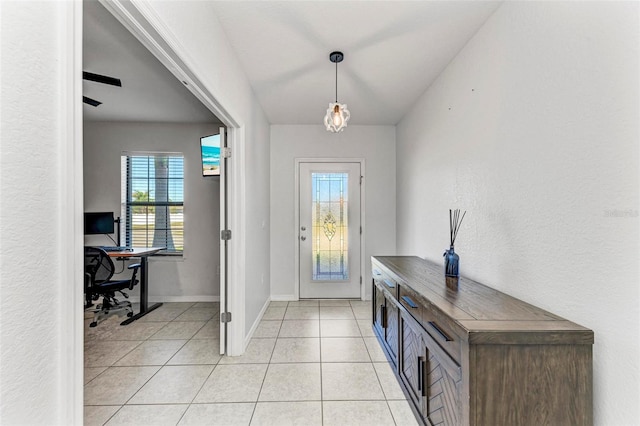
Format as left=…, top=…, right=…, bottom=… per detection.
left=443, top=246, right=459, bottom=277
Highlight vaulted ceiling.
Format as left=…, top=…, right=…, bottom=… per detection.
left=83, top=0, right=501, bottom=125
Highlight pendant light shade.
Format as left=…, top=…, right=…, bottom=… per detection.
left=324, top=51, right=350, bottom=133
left=325, top=102, right=350, bottom=132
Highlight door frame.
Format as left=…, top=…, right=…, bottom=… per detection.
left=99, top=0, right=246, bottom=355
left=294, top=158, right=366, bottom=301
left=64, top=1, right=248, bottom=421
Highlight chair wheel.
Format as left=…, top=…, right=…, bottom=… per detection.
left=127, top=312, right=133, bottom=317
left=90, top=322, right=97, bottom=328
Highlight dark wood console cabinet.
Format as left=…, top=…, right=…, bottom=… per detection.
left=372, top=256, right=593, bottom=426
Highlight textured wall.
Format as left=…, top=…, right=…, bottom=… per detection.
left=270, top=125, right=396, bottom=300
left=0, top=1, right=71, bottom=423
left=84, top=121, right=221, bottom=300
left=396, top=2, right=639, bottom=424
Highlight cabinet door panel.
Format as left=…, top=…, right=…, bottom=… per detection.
left=385, top=298, right=398, bottom=366
left=401, top=313, right=424, bottom=405
left=373, top=283, right=385, bottom=337
left=425, top=346, right=462, bottom=426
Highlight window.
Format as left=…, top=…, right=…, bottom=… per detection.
left=121, top=153, right=184, bottom=254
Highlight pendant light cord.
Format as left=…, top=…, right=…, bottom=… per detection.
left=335, top=60, right=338, bottom=103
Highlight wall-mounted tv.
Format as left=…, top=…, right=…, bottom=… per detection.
left=84, top=211, right=115, bottom=235
left=200, top=133, right=220, bottom=176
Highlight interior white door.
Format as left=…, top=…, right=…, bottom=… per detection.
left=299, top=162, right=361, bottom=299
left=219, top=127, right=227, bottom=355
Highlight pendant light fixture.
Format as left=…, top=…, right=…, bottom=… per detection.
left=324, top=51, right=350, bottom=132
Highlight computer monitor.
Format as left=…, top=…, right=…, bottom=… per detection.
left=84, top=212, right=115, bottom=235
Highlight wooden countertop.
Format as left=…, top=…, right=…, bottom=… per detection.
left=372, top=256, right=594, bottom=345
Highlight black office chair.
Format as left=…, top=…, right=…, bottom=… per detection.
left=84, top=246, right=141, bottom=327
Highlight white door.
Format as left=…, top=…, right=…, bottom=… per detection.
left=218, top=127, right=228, bottom=355
left=299, top=162, right=361, bottom=299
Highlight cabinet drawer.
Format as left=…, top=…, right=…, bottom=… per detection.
left=372, top=267, right=398, bottom=299
left=381, top=277, right=397, bottom=298
left=399, top=285, right=423, bottom=322
left=422, top=309, right=461, bottom=365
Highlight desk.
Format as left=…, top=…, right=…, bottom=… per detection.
left=107, top=247, right=164, bottom=325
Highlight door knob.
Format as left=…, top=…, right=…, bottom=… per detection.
left=300, top=236, right=306, bottom=241
left=301, top=226, right=306, bottom=231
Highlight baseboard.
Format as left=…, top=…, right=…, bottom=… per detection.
left=128, top=296, right=220, bottom=303
left=270, top=294, right=297, bottom=302
left=243, top=297, right=271, bottom=350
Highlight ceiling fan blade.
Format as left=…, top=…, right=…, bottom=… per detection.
left=83, top=96, right=102, bottom=107
left=83, top=71, right=122, bottom=87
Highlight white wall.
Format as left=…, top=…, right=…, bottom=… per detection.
left=396, top=2, right=639, bottom=424
left=84, top=121, right=221, bottom=300
left=137, top=0, right=272, bottom=347
left=243, top=112, right=271, bottom=335
left=0, top=1, right=81, bottom=423
left=270, top=125, right=396, bottom=300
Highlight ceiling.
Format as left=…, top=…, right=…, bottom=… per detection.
left=83, top=1, right=218, bottom=123
left=83, top=0, right=501, bottom=126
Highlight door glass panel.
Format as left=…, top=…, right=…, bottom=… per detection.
left=311, top=173, right=349, bottom=281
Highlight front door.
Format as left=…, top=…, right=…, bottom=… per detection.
left=299, top=162, right=361, bottom=299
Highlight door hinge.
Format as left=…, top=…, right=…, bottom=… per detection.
left=221, top=312, right=232, bottom=323
left=221, top=230, right=232, bottom=240
left=222, top=147, right=232, bottom=158
left=360, top=276, right=363, bottom=285
left=360, top=226, right=362, bottom=235
left=360, top=175, right=363, bottom=184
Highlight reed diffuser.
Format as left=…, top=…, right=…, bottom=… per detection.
left=444, top=209, right=466, bottom=290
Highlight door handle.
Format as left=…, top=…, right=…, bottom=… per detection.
left=301, top=226, right=306, bottom=231
left=300, top=236, right=306, bottom=241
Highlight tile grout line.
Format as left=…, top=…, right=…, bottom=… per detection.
left=86, top=304, right=218, bottom=425
left=357, top=300, right=400, bottom=426
left=178, top=308, right=223, bottom=423
left=112, top=309, right=194, bottom=413
left=247, top=300, right=288, bottom=425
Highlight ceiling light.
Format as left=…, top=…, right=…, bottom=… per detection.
left=324, top=51, right=350, bottom=133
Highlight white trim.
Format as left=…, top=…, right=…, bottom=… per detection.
left=59, top=0, right=83, bottom=423
left=243, top=297, right=271, bottom=350
left=228, top=126, right=247, bottom=356
left=128, top=296, right=221, bottom=303
left=294, top=158, right=366, bottom=301
left=270, top=294, right=298, bottom=302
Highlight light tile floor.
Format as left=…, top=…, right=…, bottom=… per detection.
left=84, top=300, right=419, bottom=426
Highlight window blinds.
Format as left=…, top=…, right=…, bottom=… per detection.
left=121, top=153, right=184, bottom=253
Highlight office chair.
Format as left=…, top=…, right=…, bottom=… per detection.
left=84, top=246, right=141, bottom=327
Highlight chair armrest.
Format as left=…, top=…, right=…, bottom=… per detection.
left=127, top=263, right=142, bottom=290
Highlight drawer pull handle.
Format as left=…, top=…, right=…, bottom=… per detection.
left=401, top=295, right=418, bottom=309
left=383, top=279, right=395, bottom=289
left=428, top=321, right=452, bottom=342
left=381, top=305, right=387, bottom=328
left=373, top=269, right=382, bottom=276
left=418, top=356, right=426, bottom=396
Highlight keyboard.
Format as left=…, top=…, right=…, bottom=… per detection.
left=100, top=246, right=128, bottom=252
